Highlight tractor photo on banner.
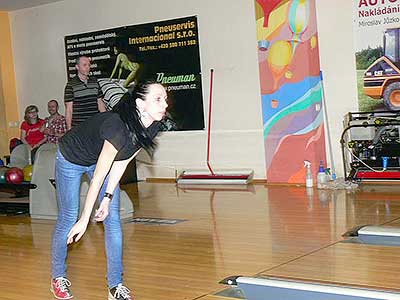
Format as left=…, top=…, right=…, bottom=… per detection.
left=64, top=16, right=204, bottom=131
left=354, top=0, right=400, bottom=111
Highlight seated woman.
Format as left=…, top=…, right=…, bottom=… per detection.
left=20, top=105, right=46, bottom=163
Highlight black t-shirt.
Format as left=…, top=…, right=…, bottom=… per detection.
left=59, top=112, right=160, bottom=166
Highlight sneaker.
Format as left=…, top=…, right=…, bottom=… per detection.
left=108, top=283, right=132, bottom=300
left=50, top=277, right=73, bottom=299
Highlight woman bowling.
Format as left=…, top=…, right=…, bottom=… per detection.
left=50, top=82, right=168, bottom=300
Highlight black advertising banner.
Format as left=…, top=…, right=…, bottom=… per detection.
left=64, top=16, right=204, bottom=130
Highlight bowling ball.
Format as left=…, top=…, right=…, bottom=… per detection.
left=0, top=168, right=7, bottom=183
left=5, top=167, right=24, bottom=184
left=23, top=164, right=33, bottom=182
left=9, top=138, right=22, bottom=153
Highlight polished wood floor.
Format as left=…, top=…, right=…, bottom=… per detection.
left=1, top=183, right=400, bottom=299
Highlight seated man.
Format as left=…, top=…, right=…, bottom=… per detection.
left=40, top=100, right=67, bottom=144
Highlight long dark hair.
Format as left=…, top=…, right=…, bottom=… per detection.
left=112, top=81, right=159, bottom=152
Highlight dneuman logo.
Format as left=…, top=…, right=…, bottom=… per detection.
left=156, top=72, right=196, bottom=84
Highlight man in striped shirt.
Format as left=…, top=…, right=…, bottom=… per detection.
left=64, top=56, right=106, bottom=130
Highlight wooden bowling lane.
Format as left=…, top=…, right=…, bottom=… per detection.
left=385, top=218, right=400, bottom=227
left=353, top=184, right=400, bottom=202
left=257, top=184, right=400, bottom=293
left=2, top=183, right=400, bottom=299
left=128, top=183, right=400, bottom=299
left=195, top=296, right=234, bottom=300
left=260, top=241, right=400, bottom=292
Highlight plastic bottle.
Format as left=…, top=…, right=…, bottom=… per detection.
left=382, top=156, right=389, bottom=171
left=325, top=168, right=331, bottom=181
left=317, top=160, right=327, bottom=189
left=304, top=160, right=313, bottom=188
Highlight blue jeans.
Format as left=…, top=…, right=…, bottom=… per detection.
left=51, top=148, right=123, bottom=288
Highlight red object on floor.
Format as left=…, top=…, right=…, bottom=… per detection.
left=356, top=171, right=400, bottom=180
left=179, top=174, right=250, bottom=180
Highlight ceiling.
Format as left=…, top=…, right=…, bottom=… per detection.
left=0, top=0, right=65, bottom=11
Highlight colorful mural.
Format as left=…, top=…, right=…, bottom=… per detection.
left=255, top=0, right=326, bottom=183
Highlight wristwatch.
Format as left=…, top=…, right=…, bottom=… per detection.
left=104, top=192, right=113, bottom=201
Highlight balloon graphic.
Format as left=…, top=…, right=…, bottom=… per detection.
left=258, top=40, right=270, bottom=51
left=267, top=40, right=293, bottom=90
left=288, top=0, right=310, bottom=52
left=310, top=35, right=317, bottom=49
left=285, top=71, right=293, bottom=79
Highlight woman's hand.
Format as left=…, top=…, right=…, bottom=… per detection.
left=94, top=198, right=111, bottom=222
left=67, top=219, right=89, bottom=244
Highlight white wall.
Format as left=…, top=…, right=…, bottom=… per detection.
left=315, top=0, right=359, bottom=178
left=9, top=0, right=266, bottom=179
left=9, top=0, right=360, bottom=180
